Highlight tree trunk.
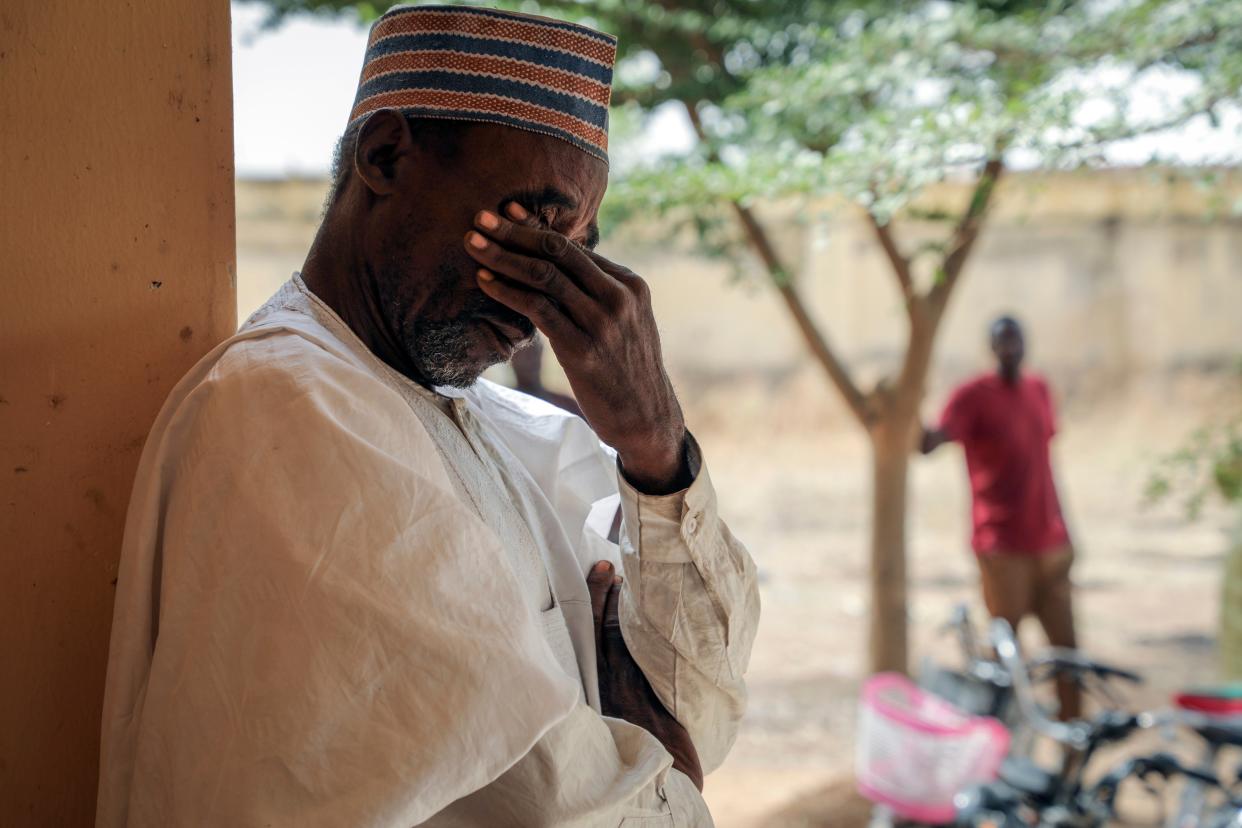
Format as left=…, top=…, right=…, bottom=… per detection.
left=868, top=421, right=913, bottom=674
left=867, top=305, right=939, bottom=675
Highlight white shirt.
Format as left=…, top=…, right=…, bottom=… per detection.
left=97, top=276, right=760, bottom=827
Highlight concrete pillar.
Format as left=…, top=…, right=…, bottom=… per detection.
left=0, top=2, right=235, bottom=823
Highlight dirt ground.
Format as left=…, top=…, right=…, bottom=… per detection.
left=673, top=370, right=1239, bottom=827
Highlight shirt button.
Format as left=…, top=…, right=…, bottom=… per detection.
left=684, top=514, right=699, bottom=536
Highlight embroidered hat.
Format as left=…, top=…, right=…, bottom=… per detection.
left=348, top=5, right=616, bottom=163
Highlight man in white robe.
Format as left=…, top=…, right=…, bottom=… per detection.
left=97, top=6, right=760, bottom=826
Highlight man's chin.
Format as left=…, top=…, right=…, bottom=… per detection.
left=417, top=360, right=489, bottom=389
left=413, top=346, right=509, bottom=389
left=402, top=314, right=530, bottom=389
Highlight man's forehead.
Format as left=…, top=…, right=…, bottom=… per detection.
left=523, top=153, right=608, bottom=210
left=496, top=132, right=607, bottom=213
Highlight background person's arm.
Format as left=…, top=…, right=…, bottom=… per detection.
left=921, top=425, right=952, bottom=454
left=922, top=381, right=977, bottom=455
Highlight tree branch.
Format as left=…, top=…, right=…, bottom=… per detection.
left=731, top=201, right=873, bottom=426
left=939, top=92, right=1226, bottom=172
left=682, top=100, right=873, bottom=427
left=933, top=154, right=1005, bottom=306
left=959, top=25, right=1221, bottom=71
left=1056, top=92, right=1226, bottom=154
left=865, top=209, right=915, bottom=306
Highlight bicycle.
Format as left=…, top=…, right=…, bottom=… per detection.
left=953, top=620, right=1241, bottom=828
left=861, top=606, right=1148, bottom=827
left=1166, top=688, right=1242, bottom=828
left=918, top=604, right=1142, bottom=755
left=957, top=749, right=1233, bottom=827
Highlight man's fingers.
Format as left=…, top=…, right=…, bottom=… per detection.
left=584, top=247, right=639, bottom=282
left=480, top=208, right=584, bottom=267
left=465, top=232, right=599, bottom=327
left=475, top=268, right=587, bottom=351
left=505, top=202, right=542, bottom=229
left=587, top=560, right=613, bottom=629
left=475, top=208, right=620, bottom=302
left=583, top=247, right=651, bottom=307
left=602, top=571, right=622, bottom=628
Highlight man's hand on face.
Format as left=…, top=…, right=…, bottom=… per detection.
left=465, top=206, right=691, bottom=495
left=586, top=561, right=704, bottom=791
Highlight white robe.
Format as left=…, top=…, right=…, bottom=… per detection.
left=97, top=276, right=760, bottom=827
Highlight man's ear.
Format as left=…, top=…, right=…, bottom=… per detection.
left=354, top=109, right=414, bottom=196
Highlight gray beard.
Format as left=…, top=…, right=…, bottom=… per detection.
left=374, top=249, right=535, bottom=388
left=394, top=272, right=535, bottom=388
left=407, top=316, right=501, bottom=388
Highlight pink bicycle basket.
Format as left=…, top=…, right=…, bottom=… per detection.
left=856, top=672, right=1011, bottom=825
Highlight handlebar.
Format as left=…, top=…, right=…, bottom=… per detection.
left=1030, top=648, right=1143, bottom=685
left=1090, top=752, right=1223, bottom=814
left=989, top=618, right=1094, bottom=748
left=942, top=602, right=982, bottom=663
left=948, top=607, right=1141, bottom=697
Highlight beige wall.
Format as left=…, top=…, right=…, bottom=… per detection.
left=0, top=2, right=235, bottom=823
left=236, top=170, right=1242, bottom=405
left=793, top=170, right=1242, bottom=396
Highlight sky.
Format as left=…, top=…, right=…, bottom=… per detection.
left=231, top=2, right=1239, bottom=180
left=231, top=3, right=375, bottom=177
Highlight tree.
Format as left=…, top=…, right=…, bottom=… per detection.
left=1145, top=383, right=1242, bottom=678
left=247, top=0, right=1242, bottom=673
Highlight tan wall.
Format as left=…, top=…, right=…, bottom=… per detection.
left=793, top=170, right=1242, bottom=396
left=0, top=3, right=235, bottom=823
left=235, top=170, right=1242, bottom=410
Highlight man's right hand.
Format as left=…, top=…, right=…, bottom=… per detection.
left=586, top=561, right=704, bottom=791
left=920, top=425, right=949, bottom=455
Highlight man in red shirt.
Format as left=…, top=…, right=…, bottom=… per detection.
left=921, top=316, right=1080, bottom=719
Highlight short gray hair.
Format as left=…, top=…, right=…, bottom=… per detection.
left=325, top=116, right=475, bottom=211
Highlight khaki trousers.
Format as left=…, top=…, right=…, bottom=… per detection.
left=977, top=545, right=1081, bottom=720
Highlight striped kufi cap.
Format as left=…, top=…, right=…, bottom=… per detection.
left=348, top=5, right=617, bottom=163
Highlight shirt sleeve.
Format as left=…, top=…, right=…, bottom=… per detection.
left=615, top=433, right=761, bottom=774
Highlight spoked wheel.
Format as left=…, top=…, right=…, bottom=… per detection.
left=1169, top=685, right=1242, bottom=828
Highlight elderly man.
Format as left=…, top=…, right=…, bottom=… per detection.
left=97, top=7, right=759, bottom=827
left=921, top=316, right=1078, bottom=719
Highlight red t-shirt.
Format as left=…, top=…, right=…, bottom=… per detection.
left=939, top=373, right=1068, bottom=555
